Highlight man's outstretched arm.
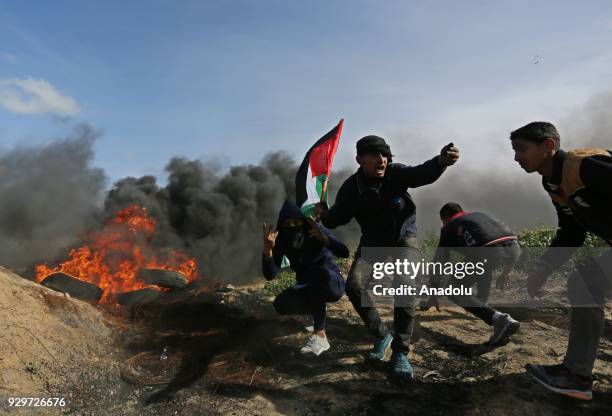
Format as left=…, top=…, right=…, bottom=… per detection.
left=395, top=143, right=460, bottom=188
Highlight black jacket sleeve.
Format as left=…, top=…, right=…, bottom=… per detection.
left=540, top=202, right=587, bottom=271
left=322, top=227, right=350, bottom=258
left=322, top=180, right=355, bottom=229
left=393, top=156, right=446, bottom=189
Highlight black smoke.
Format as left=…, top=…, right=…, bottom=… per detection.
left=104, top=151, right=332, bottom=281
left=0, top=125, right=107, bottom=270
left=0, top=129, right=359, bottom=282
left=5, top=89, right=609, bottom=280
left=411, top=167, right=555, bottom=238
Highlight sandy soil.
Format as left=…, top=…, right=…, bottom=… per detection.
left=1, top=266, right=611, bottom=416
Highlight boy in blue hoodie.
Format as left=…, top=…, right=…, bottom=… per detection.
left=262, top=201, right=349, bottom=355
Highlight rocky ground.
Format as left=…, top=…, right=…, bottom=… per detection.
left=1, top=266, right=611, bottom=416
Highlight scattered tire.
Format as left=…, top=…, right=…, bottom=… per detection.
left=137, top=268, right=187, bottom=289
left=120, top=350, right=199, bottom=385
left=41, top=272, right=103, bottom=302
left=117, top=288, right=160, bottom=306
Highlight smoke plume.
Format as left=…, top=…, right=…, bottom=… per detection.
left=2, top=89, right=610, bottom=280
left=562, top=88, right=612, bottom=149
left=0, top=125, right=106, bottom=269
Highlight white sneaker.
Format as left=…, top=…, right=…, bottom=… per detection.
left=486, top=313, right=520, bottom=346
left=304, top=325, right=314, bottom=332
left=300, top=335, right=330, bottom=356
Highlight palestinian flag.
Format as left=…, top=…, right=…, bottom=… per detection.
left=296, top=119, right=343, bottom=217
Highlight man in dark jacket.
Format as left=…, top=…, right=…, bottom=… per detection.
left=420, top=202, right=521, bottom=346
left=511, top=121, right=612, bottom=400
left=263, top=201, right=349, bottom=356
left=318, top=135, right=459, bottom=381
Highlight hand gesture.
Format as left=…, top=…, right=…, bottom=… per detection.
left=439, top=142, right=460, bottom=167
left=262, top=223, right=278, bottom=257
left=306, top=218, right=330, bottom=246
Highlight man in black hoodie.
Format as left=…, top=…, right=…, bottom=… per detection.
left=511, top=121, right=612, bottom=400
left=318, top=135, right=459, bottom=381
left=263, top=201, right=349, bottom=356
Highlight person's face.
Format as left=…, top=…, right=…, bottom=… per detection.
left=356, top=152, right=388, bottom=179
left=511, top=138, right=555, bottom=173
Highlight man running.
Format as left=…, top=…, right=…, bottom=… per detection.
left=318, top=135, right=459, bottom=381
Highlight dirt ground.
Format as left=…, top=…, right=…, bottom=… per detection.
left=1, top=266, right=611, bottom=416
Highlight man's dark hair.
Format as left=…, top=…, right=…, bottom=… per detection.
left=510, top=121, right=560, bottom=149
left=439, top=202, right=463, bottom=218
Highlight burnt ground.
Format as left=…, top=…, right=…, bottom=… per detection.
left=1, top=267, right=611, bottom=416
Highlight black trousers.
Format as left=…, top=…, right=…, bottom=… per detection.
left=445, top=241, right=520, bottom=325
left=273, top=268, right=344, bottom=332
left=563, top=249, right=612, bottom=377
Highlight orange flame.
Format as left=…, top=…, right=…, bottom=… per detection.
left=35, top=205, right=198, bottom=304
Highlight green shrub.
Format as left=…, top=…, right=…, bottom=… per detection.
left=516, top=227, right=607, bottom=274
left=262, top=268, right=297, bottom=297
left=518, top=226, right=606, bottom=248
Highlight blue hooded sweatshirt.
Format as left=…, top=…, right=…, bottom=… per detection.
left=262, top=200, right=349, bottom=284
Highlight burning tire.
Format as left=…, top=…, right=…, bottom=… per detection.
left=117, top=288, right=160, bottom=306
left=41, top=272, right=103, bottom=302
left=137, top=268, right=187, bottom=289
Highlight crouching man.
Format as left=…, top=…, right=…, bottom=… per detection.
left=511, top=121, right=612, bottom=401
left=262, top=201, right=349, bottom=356
left=420, top=202, right=521, bottom=346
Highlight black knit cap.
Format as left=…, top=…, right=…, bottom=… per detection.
left=356, top=135, right=393, bottom=160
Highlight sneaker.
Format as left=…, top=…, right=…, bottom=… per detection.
left=486, top=313, right=520, bottom=346
left=368, top=333, right=393, bottom=361
left=304, top=325, right=314, bottom=332
left=526, top=363, right=593, bottom=401
left=390, top=352, right=414, bottom=381
left=300, top=335, right=330, bottom=356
